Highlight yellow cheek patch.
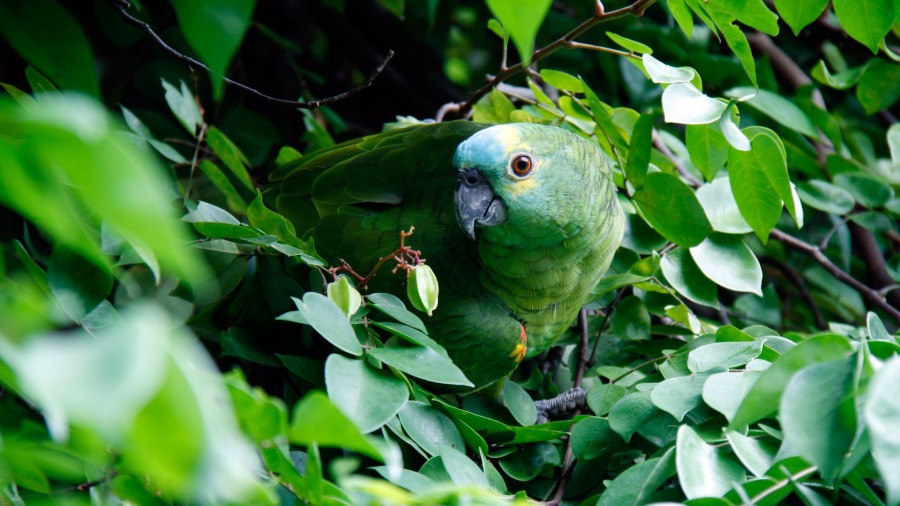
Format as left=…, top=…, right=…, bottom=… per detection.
left=510, top=176, right=538, bottom=196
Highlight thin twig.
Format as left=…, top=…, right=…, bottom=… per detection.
left=652, top=129, right=702, bottom=187
left=184, top=123, right=208, bottom=201
left=588, top=289, right=626, bottom=367
left=111, top=0, right=394, bottom=109
left=439, top=0, right=658, bottom=119
left=771, top=229, right=900, bottom=323
left=760, top=257, right=827, bottom=330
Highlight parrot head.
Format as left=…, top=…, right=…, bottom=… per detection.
left=453, top=123, right=609, bottom=246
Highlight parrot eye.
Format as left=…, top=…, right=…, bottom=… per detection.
left=509, top=154, right=534, bottom=178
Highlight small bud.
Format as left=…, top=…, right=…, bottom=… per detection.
left=407, top=264, right=439, bottom=316
left=327, top=276, right=362, bottom=318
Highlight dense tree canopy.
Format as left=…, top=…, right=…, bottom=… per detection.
left=1, top=0, right=899, bottom=505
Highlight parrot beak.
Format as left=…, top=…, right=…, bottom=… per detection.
left=455, top=168, right=508, bottom=240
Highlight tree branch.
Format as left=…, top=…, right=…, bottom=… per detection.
left=438, top=0, right=657, bottom=119
left=770, top=229, right=900, bottom=323
left=112, top=0, right=394, bottom=109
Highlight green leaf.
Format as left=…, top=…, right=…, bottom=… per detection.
left=48, top=246, right=113, bottom=323
left=485, top=0, right=552, bottom=67
left=661, top=247, right=719, bottom=308
left=676, top=425, right=746, bottom=499
left=609, top=391, right=659, bottom=442
left=539, top=69, right=584, bottom=93
left=570, top=417, right=617, bottom=461
left=728, top=333, right=853, bottom=429
left=367, top=293, right=427, bottom=333
left=688, top=341, right=764, bottom=372
left=625, top=114, right=654, bottom=189
left=502, top=381, right=537, bottom=426
left=686, top=123, right=730, bottom=181
left=651, top=371, right=717, bottom=421
left=864, top=357, right=900, bottom=505
left=867, top=312, right=892, bottom=340
left=161, top=79, right=203, bottom=135
left=720, top=103, right=751, bottom=151
left=397, top=401, right=465, bottom=457
left=690, top=234, right=762, bottom=296
left=706, top=0, right=780, bottom=35
left=796, top=180, right=856, bottom=215
left=888, top=123, right=900, bottom=168
left=596, top=449, right=676, bottom=506
left=696, top=177, right=753, bottom=234
left=368, top=321, right=448, bottom=358
left=726, top=87, right=818, bottom=137
left=668, top=0, right=695, bottom=36
left=834, top=172, right=895, bottom=208
left=439, top=445, right=490, bottom=487
left=290, top=391, right=383, bottom=460
left=0, top=0, right=99, bottom=97
left=606, top=32, right=653, bottom=54
left=718, top=19, right=757, bottom=86
left=368, top=346, right=472, bottom=387
left=633, top=172, right=712, bottom=247
left=832, top=0, right=894, bottom=53
left=171, top=0, right=257, bottom=99
left=586, top=383, right=627, bottom=416
left=325, top=354, right=408, bottom=433
left=725, top=431, right=777, bottom=478
left=811, top=60, right=866, bottom=90
left=225, top=370, right=288, bottom=443
left=247, top=191, right=324, bottom=266
left=727, top=137, right=784, bottom=242
left=643, top=54, right=695, bottom=83
left=206, top=126, right=254, bottom=191
left=292, top=293, right=362, bottom=356
left=662, top=82, right=727, bottom=125
left=703, top=368, right=766, bottom=421
left=611, top=295, right=651, bottom=341
left=781, top=356, right=856, bottom=482
left=774, top=0, right=829, bottom=34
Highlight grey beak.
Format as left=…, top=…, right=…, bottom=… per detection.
left=455, top=168, right=508, bottom=240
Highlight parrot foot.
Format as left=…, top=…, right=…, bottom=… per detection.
left=534, top=387, right=587, bottom=424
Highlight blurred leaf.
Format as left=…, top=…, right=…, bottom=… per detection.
left=725, top=430, right=777, bottom=478
left=775, top=0, right=829, bottom=34
left=864, top=357, right=900, bottom=504
left=369, top=345, right=472, bottom=387
left=676, top=425, right=746, bottom=498
left=0, top=0, right=99, bottom=97
left=690, top=234, right=762, bottom=296
left=171, top=0, right=257, bottom=98
left=290, top=391, right=383, bottom=460
left=633, top=172, right=712, bottom=247
left=834, top=172, right=895, bottom=208
left=325, top=354, right=408, bottom=433
left=570, top=417, right=617, bottom=461
left=832, top=0, right=893, bottom=53
left=781, top=356, right=856, bottom=482
left=728, top=333, right=853, bottom=429
left=811, top=60, right=866, bottom=90
left=857, top=59, right=900, bottom=113
left=485, top=0, right=552, bottom=66
left=611, top=295, right=651, bottom=340
left=796, top=180, right=856, bottom=215
left=162, top=79, right=203, bottom=135
left=439, top=445, right=491, bottom=487
left=292, top=293, right=362, bottom=356
left=596, top=449, right=675, bottom=506
left=1, top=81, right=36, bottom=108
left=48, top=246, right=113, bottom=323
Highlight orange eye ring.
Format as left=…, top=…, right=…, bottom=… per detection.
left=510, top=154, right=533, bottom=177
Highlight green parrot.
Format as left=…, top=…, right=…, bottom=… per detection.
left=271, top=121, right=624, bottom=389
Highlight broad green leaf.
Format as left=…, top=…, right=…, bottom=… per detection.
left=662, top=82, right=727, bottom=124
left=706, top=0, right=779, bottom=35
left=665, top=303, right=703, bottom=335
left=832, top=0, right=893, bottom=53
left=720, top=103, right=751, bottom=151
left=796, top=180, right=856, bottom=215
left=290, top=391, right=382, bottom=460
left=728, top=333, right=853, bottom=429
left=570, top=417, right=617, bottom=461
left=609, top=391, right=658, bottom=442
left=368, top=346, right=472, bottom=387
left=368, top=321, right=448, bottom=358
left=864, top=357, right=900, bottom=505
left=774, top=0, right=829, bottom=34
left=725, top=431, right=777, bottom=478
left=726, top=87, right=818, bottom=137
left=867, top=312, right=892, bottom=340
left=48, top=246, right=113, bottom=323
left=696, top=177, right=753, bottom=234
left=487, top=18, right=506, bottom=38
left=676, top=425, right=746, bottom=499
left=611, top=295, right=651, bottom=341
left=625, top=113, right=654, bottom=189
left=718, top=20, right=757, bottom=87
left=586, top=383, right=628, bottom=416
left=688, top=341, right=764, bottom=372
left=247, top=191, right=324, bottom=265
left=171, top=0, right=257, bottom=99
left=668, top=0, right=695, bottom=36
left=225, top=370, right=288, bottom=443
left=811, top=60, right=866, bottom=90
left=397, top=402, right=465, bottom=457
left=686, top=123, right=730, bottom=181
left=206, top=126, right=254, bottom=191
left=293, top=293, right=362, bottom=356
left=183, top=201, right=240, bottom=225
left=643, top=54, right=695, bottom=83
left=485, top=0, right=552, bottom=67
left=502, top=380, right=537, bottom=426
left=727, top=137, right=783, bottom=242
left=539, top=69, right=584, bottom=93
left=367, top=292, right=427, bottom=333
left=121, top=106, right=188, bottom=164
left=690, top=234, right=762, bottom=296
left=661, top=247, right=719, bottom=308
left=780, top=356, right=856, bottom=482
left=439, top=445, right=490, bottom=487
left=606, top=32, right=652, bottom=54
left=472, top=88, right=515, bottom=124
left=596, top=449, right=676, bottom=506
left=632, top=172, right=712, bottom=247
left=703, top=368, right=765, bottom=421
left=325, top=354, right=408, bottom=433
left=0, top=0, right=99, bottom=97
left=162, top=79, right=203, bottom=135
left=651, top=371, right=717, bottom=421
left=834, top=171, right=895, bottom=208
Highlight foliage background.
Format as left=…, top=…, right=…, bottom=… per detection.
left=1, top=0, right=899, bottom=505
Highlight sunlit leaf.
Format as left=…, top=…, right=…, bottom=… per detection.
left=325, top=354, right=408, bottom=433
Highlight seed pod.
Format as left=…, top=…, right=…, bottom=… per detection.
left=407, top=264, right=439, bottom=316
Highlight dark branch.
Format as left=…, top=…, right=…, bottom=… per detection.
left=111, top=0, right=393, bottom=109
